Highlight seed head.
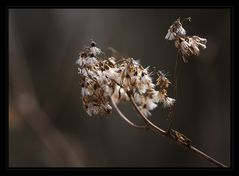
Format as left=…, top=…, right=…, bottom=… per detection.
left=165, top=17, right=207, bottom=63
left=76, top=41, right=175, bottom=117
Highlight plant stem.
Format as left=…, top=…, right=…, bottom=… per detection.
left=110, top=97, right=147, bottom=129
left=127, top=91, right=227, bottom=168
left=110, top=73, right=227, bottom=167
left=127, top=91, right=166, bottom=135
left=167, top=52, right=180, bottom=132
left=189, top=146, right=227, bottom=167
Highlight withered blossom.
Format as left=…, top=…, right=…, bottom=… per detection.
left=165, top=17, right=186, bottom=40
left=76, top=41, right=175, bottom=117
left=165, top=17, right=207, bottom=63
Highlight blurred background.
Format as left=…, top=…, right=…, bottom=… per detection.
left=9, top=9, right=230, bottom=167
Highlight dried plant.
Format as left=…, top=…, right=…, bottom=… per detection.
left=76, top=18, right=227, bottom=167
left=165, top=17, right=207, bottom=63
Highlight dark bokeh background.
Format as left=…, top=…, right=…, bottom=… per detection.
left=9, top=9, right=230, bottom=167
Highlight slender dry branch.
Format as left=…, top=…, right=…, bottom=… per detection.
left=126, top=90, right=166, bottom=135
left=126, top=90, right=227, bottom=168
left=110, top=97, right=148, bottom=129
left=167, top=52, right=180, bottom=132
left=189, top=146, right=227, bottom=168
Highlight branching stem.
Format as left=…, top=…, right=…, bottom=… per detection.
left=125, top=90, right=227, bottom=168
left=110, top=97, right=148, bottom=129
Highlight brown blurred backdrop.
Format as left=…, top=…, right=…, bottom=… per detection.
left=9, top=9, right=230, bottom=167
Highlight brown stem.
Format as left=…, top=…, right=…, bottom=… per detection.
left=126, top=91, right=227, bottom=168
left=109, top=71, right=227, bottom=167
left=127, top=90, right=166, bottom=135
left=189, top=146, right=227, bottom=167
left=167, top=52, right=180, bottom=132
left=110, top=97, right=147, bottom=129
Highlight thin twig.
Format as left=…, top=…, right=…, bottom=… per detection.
left=167, top=52, right=180, bottom=132
left=126, top=90, right=227, bottom=168
left=110, top=97, right=147, bottom=129
left=127, top=90, right=166, bottom=135
left=189, top=146, right=227, bottom=167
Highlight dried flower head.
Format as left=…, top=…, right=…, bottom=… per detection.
left=165, top=17, right=207, bottom=63
left=165, top=17, right=186, bottom=40
left=76, top=41, right=175, bottom=117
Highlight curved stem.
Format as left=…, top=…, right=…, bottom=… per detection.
left=109, top=77, right=227, bottom=167
left=127, top=91, right=166, bottom=135
left=126, top=91, right=227, bottom=168
left=110, top=97, right=147, bottom=129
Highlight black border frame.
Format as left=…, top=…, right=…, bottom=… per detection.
left=1, top=0, right=237, bottom=175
